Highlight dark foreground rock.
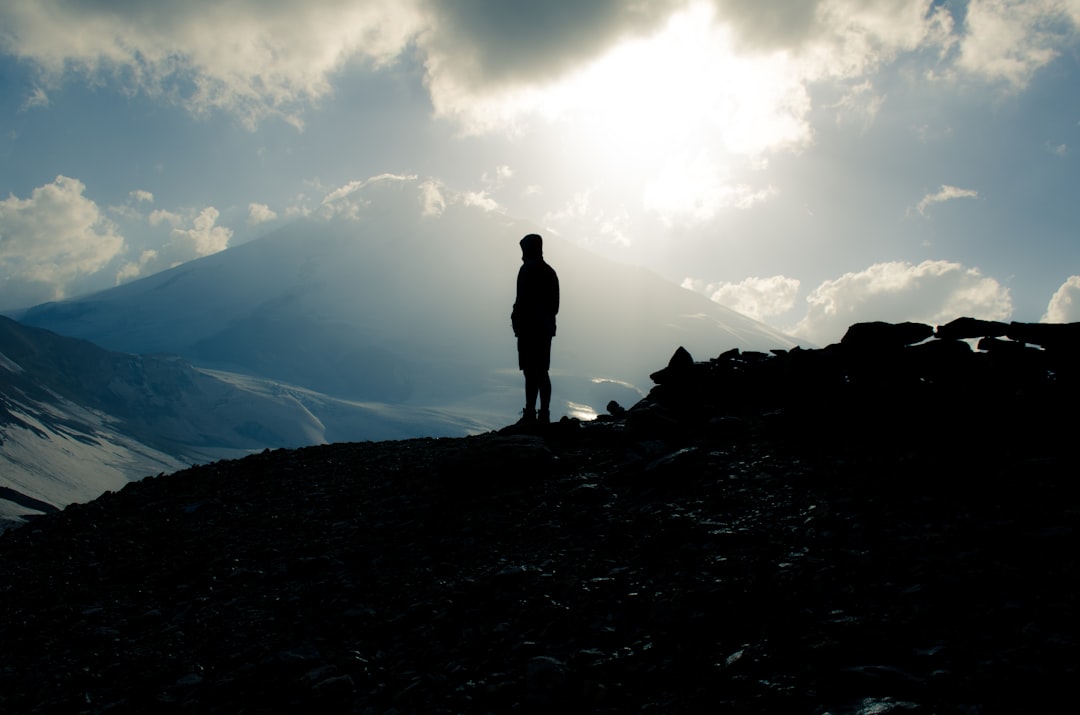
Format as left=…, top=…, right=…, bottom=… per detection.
left=1, top=320, right=1078, bottom=714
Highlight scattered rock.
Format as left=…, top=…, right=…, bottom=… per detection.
left=0, top=317, right=1076, bottom=713
left=841, top=321, right=934, bottom=350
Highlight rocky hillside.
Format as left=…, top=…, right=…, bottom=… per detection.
left=1, top=319, right=1077, bottom=714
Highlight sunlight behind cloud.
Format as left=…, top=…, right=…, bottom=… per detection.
left=533, top=3, right=812, bottom=161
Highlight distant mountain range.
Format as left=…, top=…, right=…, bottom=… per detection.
left=3, top=195, right=799, bottom=526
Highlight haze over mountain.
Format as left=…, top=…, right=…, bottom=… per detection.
left=19, top=178, right=798, bottom=418
left=3, top=179, right=797, bottom=526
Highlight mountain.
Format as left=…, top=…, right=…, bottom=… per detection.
left=5, top=183, right=798, bottom=523
left=0, top=316, right=490, bottom=529
left=18, top=185, right=798, bottom=415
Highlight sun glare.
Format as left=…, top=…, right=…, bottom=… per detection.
left=536, top=3, right=810, bottom=162
left=492, top=2, right=811, bottom=224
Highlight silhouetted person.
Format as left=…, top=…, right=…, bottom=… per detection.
left=511, top=233, right=559, bottom=423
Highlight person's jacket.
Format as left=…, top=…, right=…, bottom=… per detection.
left=512, top=257, right=559, bottom=338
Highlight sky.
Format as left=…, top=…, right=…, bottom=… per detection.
left=1, top=0, right=1078, bottom=346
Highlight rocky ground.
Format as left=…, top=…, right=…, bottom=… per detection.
left=2, top=324, right=1078, bottom=714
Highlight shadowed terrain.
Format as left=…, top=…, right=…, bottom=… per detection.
left=1, top=319, right=1077, bottom=713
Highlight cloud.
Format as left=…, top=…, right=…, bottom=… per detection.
left=481, top=164, right=514, bottom=188
left=108, top=189, right=157, bottom=222
left=317, top=173, right=504, bottom=224
left=118, top=206, right=231, bottom=282
left=0, top=0, right=426, bottom=128
left=21, top=86, right=49, bottom=110
left=318, top=173, right=420, bottom=220
left=1046, top=141, right=1068, bottom=157
left=716, top=0, right=955, bottom=61
left=791, top=260, right=1013, bottom=346
left=461, top=191, right=501, bottom=212
left=954, top=0, right=1080, bottom=88
left=418, top=0, right=682, bottom=94
left=544, top=190, right=633, bottom=248
left=0, top=175, right=125, bottom=308
left=643, top=153, right=778, bottom=225
left=682, top=275, right=801, bottom=321
left=149, top=209, right=182, bottom=228
left=247, top=203, right=278, bottom=225
left=830, top=80, right=886, bottom=130
left=419, top=180, right=448, bottom=217
left=1043, top=275, right=1080, bottom=322
left=915, top=185, right=979, bottom=216
left=2, top=0, right=1074, bottom=134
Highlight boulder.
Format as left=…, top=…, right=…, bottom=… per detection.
left=1006, top=322, right=1080, bottom=352
left=935, top=317, right=1009, bottom=341
left=649, top=346, right=695, bottom=384
left=841, top=321, right=934, bottom=350
left=977, top=336, right=1028, bottom=354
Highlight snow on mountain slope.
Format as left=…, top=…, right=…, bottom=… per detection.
left=18, top=180, right=800, bottom=414
left=0, top=316, right=487, bottom=529
left=0, top=387, right=183, bottom=531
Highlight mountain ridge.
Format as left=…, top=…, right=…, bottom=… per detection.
left=17, top=207, right=800, bottom=404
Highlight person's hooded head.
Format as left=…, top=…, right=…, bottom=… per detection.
left=520, top=233, right=543, bottom=261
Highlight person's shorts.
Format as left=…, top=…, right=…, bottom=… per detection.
left=517, top=335, right=552, bottom=371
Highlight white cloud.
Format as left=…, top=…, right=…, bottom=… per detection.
left=247, top=203, right=277, bottom=225
left=954, top=0, right=1080, bottom=88
left=831, top=80, right=886, bottom=130
left=915, top=184, right=979, bottom=216
left=0, top=0, right=427, bottom=128
left=22, top=86, right=49, bottom=110
left=462, top=191, right=501, bottom=212
left=168, top=207, right=231, bottom=258
left=482, top=165, right=514, bottom=187
left=1044, top=275, right=1080, bottom=322
left=419, top=180, right=447, bottom=217
left=317, top=173, right=504, bottom=224
left=682, top=274, right=801, bottom=321
left=118, top=206, right=231, bottom=282
left=149, top=209, right=182, bottom=228
left=544, top=190, right=633, bottom=248
left=130, top=190, right=154, bottom=203
left=791, top=260, right=1013, bottom=345
left=0, top=175, right=125, bottom=308
left=319, top=173, right=419, bottom=220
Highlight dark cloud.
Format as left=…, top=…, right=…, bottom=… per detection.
left=421, top=0, right=684, bottom=90
left=711, top=0, right=825, bottom=50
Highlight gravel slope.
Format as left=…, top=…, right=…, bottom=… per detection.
left=1, top=407, right=1076, bottom=714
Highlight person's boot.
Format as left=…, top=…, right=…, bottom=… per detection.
left=538, top=408, right=550, bottom=424
left=516, top=408, right=536, bottom=424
